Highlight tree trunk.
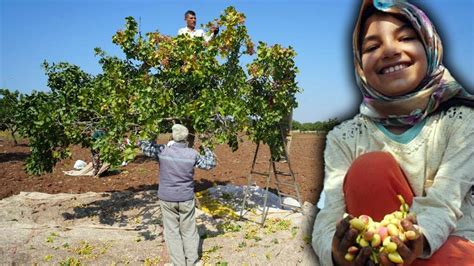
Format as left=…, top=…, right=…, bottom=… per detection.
left=91, top=149, right=102, bottom=176
left=10, top=128, right=18, bottom=145
left=187, top=126, right=196, bottom=148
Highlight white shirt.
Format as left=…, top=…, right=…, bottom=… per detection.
left=177, top=27, right=213, bottom=42
left=312, top=105, right=474, bottom=265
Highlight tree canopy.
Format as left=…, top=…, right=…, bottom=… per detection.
left=13, top=7, right=300, bottom=175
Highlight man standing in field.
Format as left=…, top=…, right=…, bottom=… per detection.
left=138, top=124, right=216, bottom=265
left=178, top=10, right=219, bottom=41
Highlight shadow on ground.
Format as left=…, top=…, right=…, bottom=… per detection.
left=0, top=152, right=29, bottom=163
left=61, top=190, right=162, bottom=240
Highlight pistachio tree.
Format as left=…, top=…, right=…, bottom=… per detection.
left=16, top=7, right=300, bottom=174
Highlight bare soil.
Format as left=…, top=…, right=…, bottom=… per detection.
left=0, top=133, right=326, bottom=205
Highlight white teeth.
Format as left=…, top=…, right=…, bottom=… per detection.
left=382, top=64, right=408, bottom=74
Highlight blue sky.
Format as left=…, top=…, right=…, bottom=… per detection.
left=1, top=0, right=473, bottom=122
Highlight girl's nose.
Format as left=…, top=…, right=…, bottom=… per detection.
left=382, top=41, right=401, bottom=59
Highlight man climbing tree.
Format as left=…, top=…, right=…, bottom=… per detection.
left=177, top=10, right=219, bottom=41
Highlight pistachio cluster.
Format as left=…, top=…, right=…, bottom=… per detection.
left=344, top=195, right=420, bottom=264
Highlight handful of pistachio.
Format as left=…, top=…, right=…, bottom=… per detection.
left=344, top=195, right=420, bottom=264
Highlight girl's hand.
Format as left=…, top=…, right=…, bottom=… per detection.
left=332, top=215, right=374, bottom=266
left=379, top=217, right=424, bottom=266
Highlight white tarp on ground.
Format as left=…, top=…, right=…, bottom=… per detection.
left=206, top=184, right=301, bottom=213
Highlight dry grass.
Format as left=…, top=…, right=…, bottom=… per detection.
left=0, top=130, right=22, bottom=142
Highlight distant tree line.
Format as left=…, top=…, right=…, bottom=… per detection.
left=292, top=118, right=340, bottom=132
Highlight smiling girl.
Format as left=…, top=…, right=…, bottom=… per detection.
left=312, top=0, right=474, bottom=265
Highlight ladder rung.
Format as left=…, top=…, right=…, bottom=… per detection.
left=275, top=181, right=297, bottom=187
left=277, top=192, right=296, bottom=198
left=251, top=171, right=270, bottom=176
left=281, top=202, right=302, bottom=208
left=275, top=171, right=292, bottom=176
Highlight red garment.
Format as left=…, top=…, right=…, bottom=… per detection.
left=343, top=151, right=474, bottom=265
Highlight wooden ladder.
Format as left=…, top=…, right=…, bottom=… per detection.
left=240, top=126, right=303, bottom=225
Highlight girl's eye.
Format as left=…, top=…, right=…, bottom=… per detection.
left=400, top=35, right=416, bottom=42
left=363, top=45, right=379, bottom=53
